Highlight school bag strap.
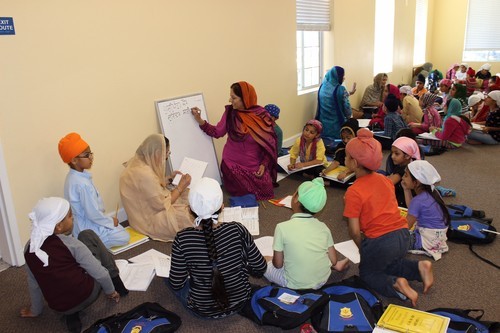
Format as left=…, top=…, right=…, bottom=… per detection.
left=428, top=308, right=499, bottom=333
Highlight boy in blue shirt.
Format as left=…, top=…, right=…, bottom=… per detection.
left=58, top=132, right=129, bottom=248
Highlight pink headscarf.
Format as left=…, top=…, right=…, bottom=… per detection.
left=392, top=137, right=421, bottom=160
left=345, top=128, right=382, bottom=171
left=439, top=79, right=452, bottom=88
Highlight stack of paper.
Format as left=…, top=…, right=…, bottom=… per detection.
left=219, top=206, right=260, bottom=235
left=254, top=236, right=274, bottom=257
left=108, top=226, right=150, bottom=255
left=115, top=259, right=155, bottom=292
left=129, top=248, right=172, bottom=278
left=172, top=156, right=208, bottom=188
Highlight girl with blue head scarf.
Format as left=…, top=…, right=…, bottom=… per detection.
left=316, top=66, right=352, bottom=147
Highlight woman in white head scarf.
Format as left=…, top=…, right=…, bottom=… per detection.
left=467, top=91, right=500, bottom=145
left=119, top=134, right=195, bottom=242
left=402, top=161, right=450, bottom=260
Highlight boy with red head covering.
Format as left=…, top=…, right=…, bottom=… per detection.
left=343, top=128, right=433, bottom=307
left=58, top=132, right=130, bottom=249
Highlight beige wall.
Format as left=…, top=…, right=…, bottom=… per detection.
left=331, top=0, right=417, bottom=108
left=0, top=1, right=316, bottom=244
left=1, top=1, right=496, bottom=245
left=429, top=0, right=499, bottom=76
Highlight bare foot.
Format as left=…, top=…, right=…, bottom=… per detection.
left=419, top=260, right=434, bottom=294
left=333, top=258, right=350, bottom=271
left=394, top=277, right=418, bottom=307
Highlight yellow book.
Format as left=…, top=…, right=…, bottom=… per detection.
left=322, top=165, right=355, bottom=183
left=375, top=304, right=449, bottom=333
left=108, top=226, right=150, bottom=255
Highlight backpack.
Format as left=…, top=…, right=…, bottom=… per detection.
left=447, top=217, right=496, bottom=245
left=239, top=285, right=329, bottom=330
left=83, top=302, right=181, bottom=333
left=311, top=276, right=384, bottom=333
left=427, top=308, right=500, bottom=333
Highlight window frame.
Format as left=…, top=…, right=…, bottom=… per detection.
left=296, top=30, right=324, bottom=93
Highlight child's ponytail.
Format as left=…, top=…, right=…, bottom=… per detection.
left=201, top=218, right=229, bottom=310
left=422, top=185, right=451, bottom=226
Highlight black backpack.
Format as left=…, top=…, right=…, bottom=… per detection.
left=427, top=308, right=499, bottom=333
left=83, top=302, right=181, bottom=333
left=311, top=276, right=384, bottom=333
left=239, top=285, right=329, bottom=330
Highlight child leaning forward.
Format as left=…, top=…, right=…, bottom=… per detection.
left=343, top=128, right=433, bottom=307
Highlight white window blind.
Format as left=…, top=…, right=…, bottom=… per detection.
left=296, top=0, right=331, bottom=31
left=373, top=0, right=394, bottom=75
left=413, top=0, right=428, bottom=66
left=464, top=0, right=500, bottom=51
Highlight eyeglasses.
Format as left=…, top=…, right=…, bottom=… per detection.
left=76, top=152, right=94, bottom=159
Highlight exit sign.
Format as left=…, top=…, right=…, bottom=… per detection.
left=0, top=17, right=15, bottom=35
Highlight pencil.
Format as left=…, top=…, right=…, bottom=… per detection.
left=261, top=201, right=267, bottom=209
left=115, top=203, right=119, bottom=219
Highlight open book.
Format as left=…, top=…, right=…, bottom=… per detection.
left=277, top=154, right=323, bottom=175
left=108, top=226, right=150, bottom=255
left=417, top=132, right=440, bottom=141
left=254, top=236, right=274, bottom=257
left=115, top=259, right=155, bottom=292
left=219, top=206, right=259, bottom=235
left=322, top=165, right=355, bottom=183
left=373, top=304, right=449, bottom=333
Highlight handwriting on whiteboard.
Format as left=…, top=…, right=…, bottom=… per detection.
left=158, top=97, right=203, bottom=123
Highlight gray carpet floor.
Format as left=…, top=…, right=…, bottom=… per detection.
left=1, top=143, right=499, bottom=332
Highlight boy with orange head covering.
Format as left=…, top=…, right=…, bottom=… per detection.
left=58, top=132, right=129, bottom=249
left=343, top=128, right=433, bottom=307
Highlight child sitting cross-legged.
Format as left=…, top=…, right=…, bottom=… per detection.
left=343, top=128, right=433, bottom=307
left=20, top=197, right=128, bottom=333
left=402, top=160, right=450, bottom=261
left=288, top=120, right=328, bottom=179
left=264, top=177, right=349, bottom=290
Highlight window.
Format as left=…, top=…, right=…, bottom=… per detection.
left=296, top=0, right=330, bottom=92
left=463, top=0, right=500, bottom=61
left=297, top=31, right=322, bottom=91
left=413, top=0, right=428, bottom=66
left=373, top=0, right=394, bottom=75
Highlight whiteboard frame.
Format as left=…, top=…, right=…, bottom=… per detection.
left=155, top=93, right=222, bottom=184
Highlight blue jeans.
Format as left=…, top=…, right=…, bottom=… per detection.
left=359, top=228, right=420, bottom=299
left=467, top=131, right=499, bottom=145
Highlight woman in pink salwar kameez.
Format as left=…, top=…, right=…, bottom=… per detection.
left=191, top=81, right=277, bottom=200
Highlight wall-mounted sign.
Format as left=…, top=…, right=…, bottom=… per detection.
left=0, top=17, right=15, bottom=35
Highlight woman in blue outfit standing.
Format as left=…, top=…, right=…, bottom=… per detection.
left=316, top=66, right=352, bottom=150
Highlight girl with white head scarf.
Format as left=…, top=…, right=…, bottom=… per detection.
left=168, top=177, right=267, bottom=318
left=402, top=160, right=450, bottom=260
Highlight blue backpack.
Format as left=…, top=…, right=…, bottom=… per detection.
left=428, top=308, right=499, bottom=333
left=83, top=302, right=181, bottom=333
left=311, top=276, right=384, bottom=333
left=240, top=285, right=329, bottom=330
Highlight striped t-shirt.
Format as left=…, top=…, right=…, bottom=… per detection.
left=169, top=222, right=266, bottom=318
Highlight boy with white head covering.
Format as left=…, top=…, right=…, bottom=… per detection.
left=402, top=160, right=450, bottom=261
left=264, top=177, right=349, bottom=290
left=21, top=197, right=128, bottom=333
left=169, top=178, right=266, bottom=319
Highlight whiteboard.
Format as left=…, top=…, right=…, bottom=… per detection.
left=155, top=93, right=221, bottom=184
